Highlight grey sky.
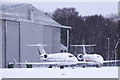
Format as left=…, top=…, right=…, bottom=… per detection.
left=31, top=2, right=118, bottom=16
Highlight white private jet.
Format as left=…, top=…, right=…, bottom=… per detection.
left=71, top=44, right=120, bottom=68
left=14, top=44, right=78, bottom=69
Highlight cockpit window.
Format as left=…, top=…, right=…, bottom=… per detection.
left=97, top=56, right=100, bottom=58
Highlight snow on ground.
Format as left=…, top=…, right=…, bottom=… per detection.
left=0, top=67, right=119, bottom=78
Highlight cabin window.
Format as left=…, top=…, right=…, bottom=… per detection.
left=97, top=56, right=100, bottom=58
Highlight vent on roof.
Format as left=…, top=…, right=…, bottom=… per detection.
left=28, top=10, right=35, bottom=23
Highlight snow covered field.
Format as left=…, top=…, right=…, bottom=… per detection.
left=0, top=67, right=119, bottom=78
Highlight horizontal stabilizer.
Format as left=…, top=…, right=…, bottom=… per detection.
left=27, top=44, right=47, bottom=55
left=103, top=60, right=120, bottom=63
left=70, top=44, right=96, bottom=55
left=77, top=61, right=94, bottom=64
left=70, top=45, right=96, bottom=47
left=27, top=44, right=47, bottom=47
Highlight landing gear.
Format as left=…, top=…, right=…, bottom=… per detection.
left=82, top=65, right=86, bottom=68
left=60, top=66, right=64, bottom=69
left=81, top=65, right=86, bottom=68
left=49, top=65, right=52, bottom=68
left=96, top=64, right=101, bottom=68
left=71, top=65, right=75, bottom=69
left=72, top=67, right=74, bottom=69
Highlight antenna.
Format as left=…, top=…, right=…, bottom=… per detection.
left=70, top=44, right=96, bottom=55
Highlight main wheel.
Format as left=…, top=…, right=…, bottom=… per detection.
left=49, top=65, right=52, bottom=68
left=60, top=66, right=64, bottom=69
left=96, top=64, right=101, bottom=68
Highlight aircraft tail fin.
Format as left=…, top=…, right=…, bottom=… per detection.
left=13, top=58, right=18, bottom=64
left=71, top=44, right=95, bottom=55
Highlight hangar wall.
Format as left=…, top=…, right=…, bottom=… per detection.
left=20, top=22, right=44, bottom=62
left=1, top=20, right=20, bottom=68
left=52, top=27, right=61, bottom=53
left=1, top=20, right=5, bottom=68
left=43, top=26, right=52, bottom=54
left=1, top=4, right=65, bottom=68
left=0, top=19, right=2, bottom=68
left=20, top=22, right=61, bottom=62
left=1, top=19, right=62, bottom=68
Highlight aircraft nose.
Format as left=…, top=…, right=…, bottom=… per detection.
left=97, top=56, right=104, bottom=64
left=73, top=57, right=79, bottom=63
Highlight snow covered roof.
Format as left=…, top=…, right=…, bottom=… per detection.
left=1, top=4, right=24, bottom=11
left=1, top=4, right=71, bottom=29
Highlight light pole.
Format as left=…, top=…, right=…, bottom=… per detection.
left=107, top=38, right=110, bottom=66
left=67, top=29, right=69, bottom=53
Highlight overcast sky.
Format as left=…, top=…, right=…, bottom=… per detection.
left=30, top=2, right=118, bottom=16
left=2, top=0, right=118, bottom=17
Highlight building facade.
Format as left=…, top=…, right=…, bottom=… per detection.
left=0, top=4, right=70, bottom=68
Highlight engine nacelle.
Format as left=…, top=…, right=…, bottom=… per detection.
left=39, top=54, right=48, bottom=61
left=77, top=54, right=83, bottom=60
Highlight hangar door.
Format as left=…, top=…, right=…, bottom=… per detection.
left=5, top=20, right=20, bottom=68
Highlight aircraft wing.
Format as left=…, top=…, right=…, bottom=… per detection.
left=15, top=61, right=58, bottom=65
left=103, top=60, right=120, bottom=63
left=77, top=61, right=94, bottom=64
left=16, top=62, right=58, bottom=65
left=13, top=58, right=58, bottom=65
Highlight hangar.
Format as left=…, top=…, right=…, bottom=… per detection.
left=0, top=4, right=70, bottom=68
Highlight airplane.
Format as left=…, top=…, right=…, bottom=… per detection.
left=71, top=44, right=120, bottom=68
left=14, top=44, right=78, bottom=69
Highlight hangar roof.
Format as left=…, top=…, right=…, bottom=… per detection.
left=1, top=4, right=71, bottom=29
left=1, top=4, right=24, bottom=11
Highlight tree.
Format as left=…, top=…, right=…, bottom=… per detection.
left=52, top=7, right=80, bottom=47
left=52, top=7, right=118, bottom=60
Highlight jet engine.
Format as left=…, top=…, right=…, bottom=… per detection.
left=77, top=54, right=83, bottom=60
left=39, top=54, right=48, bottom=61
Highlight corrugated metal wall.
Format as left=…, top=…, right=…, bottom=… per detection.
left=2, top=20, right=20, bottom=68
left=20, top=22, right=43, bottom=62
left=0, top=19, right=2, bottom=68
left=1, top=19, right=5, bottom=68
left=6, top=20, right=20, bottom=68
left=52, top=27, right=61, bottom=53
left=1, top=4, right=62, bottom=68
left=43, top=26, right=52, bottom=54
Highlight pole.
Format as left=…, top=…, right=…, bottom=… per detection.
left=67, top=29, right=69, bottom=53
left=5, top=20, right=7, bottom=68
left=19, top=22, right=21, bottom=68
left=107, top=38, right=109, bottom=66
left=0, top=4, right=2, bottom=68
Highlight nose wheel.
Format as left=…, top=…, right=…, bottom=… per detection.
left=96, top=64, right=101, bottom=68
left=81, top=64, right=86, bottom=68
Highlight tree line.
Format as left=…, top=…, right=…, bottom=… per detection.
left=50, top=7, right=119, bottom=60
